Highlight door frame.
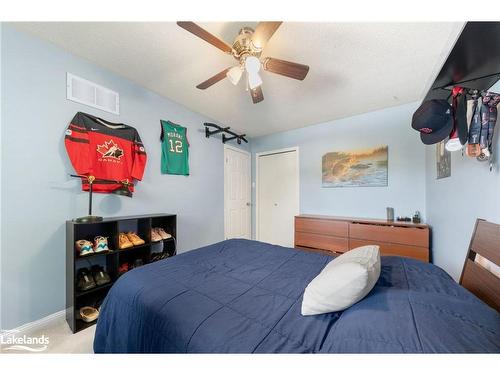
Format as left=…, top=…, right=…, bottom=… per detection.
left=224, top=144, right=251, bottom=240
left=255, top=147, right=300, bottom=242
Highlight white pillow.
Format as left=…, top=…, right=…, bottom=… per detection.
left=301, top=245, right=381, bottom=315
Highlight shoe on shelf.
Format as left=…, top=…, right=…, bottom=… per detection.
left=119, top=233, right=134, bottom=249
left=126, top=232, right=145, bottom=246
left=75, top=240, right=94, bottom=257
left=118, top=262, right=129, bottom=275
left=151, top=228, right=162, bottom=242
left=155, top=228, right=172, bottom=240
left=93, top=236, right=110, bottom=253
left=91, top=265, right=111, bottom=286
left=79, top=306, right=99, bottom=323
left=76, top=268, right=96, bottom=292
left=131, top=259, right=144, bottom=269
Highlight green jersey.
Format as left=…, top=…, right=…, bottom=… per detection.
left=160, top=120, right=189, bottom=175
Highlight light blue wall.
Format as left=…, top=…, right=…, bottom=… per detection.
left=425, top=80, right=500, bottom=281
left=2, top=23, right=497, bottom=329
left=0, top=22, right=3, bottom=331
left=0, top=26, right=241, bottom=329
left=250, top=102, right=427, bottom=238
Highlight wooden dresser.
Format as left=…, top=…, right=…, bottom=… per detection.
left=295, top=214, right=430, bottom=262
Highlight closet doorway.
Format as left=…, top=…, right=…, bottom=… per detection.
left=224, top=145, right=251, bottom=240
left=256, top=147, right=299, bottom=247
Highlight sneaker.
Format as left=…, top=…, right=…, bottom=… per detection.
left=126, top=232, right=145, bottom=246
left=155, top=228, right=172, bottom=240
left=131, top=259, right=144, bottom=269
left=75, top=240, right=94, bottom=257
left=93, top=236, right=110, bottom=253
left=76, top=268, right=96, bottom=292
left=151, top=228, right=162, bottom=242
left=119, top=233, right=134, bottom=249
left=118, top=262, right=129, bottom=275
left=79, top=306, right=99, bottom=323
left=91, top=265, right=111, bottom=286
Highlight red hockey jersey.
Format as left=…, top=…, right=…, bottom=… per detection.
left=65, top=112, right=147, bottom=197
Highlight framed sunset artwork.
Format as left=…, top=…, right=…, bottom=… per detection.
left=322, top=146, right=388, bottom=187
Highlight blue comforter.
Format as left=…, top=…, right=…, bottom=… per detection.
left=94, top=239, right=500, bottom=353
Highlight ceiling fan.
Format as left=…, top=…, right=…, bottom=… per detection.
left=177, top=21, right=310, bottom=104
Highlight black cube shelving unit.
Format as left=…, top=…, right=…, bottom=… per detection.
left=66, top=213, right=176, bottom=333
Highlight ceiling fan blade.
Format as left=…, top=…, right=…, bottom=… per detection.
left=262, top=57, right=309, bottom=80
left=196, top=68, right=231, bottom=90
left=252, top=22, right=282, bottom=49
left=177, top=21, right=233, bottom=54
left=250, top=86, right=264, bottom=104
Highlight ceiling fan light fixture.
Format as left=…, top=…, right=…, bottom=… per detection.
left=248, top=71, right=262, bottom=90
left=226, top=66, right=243, bottom=85
left=251, top=39, right=264, bottom=51
left=245, top=56, right=261, bottom=74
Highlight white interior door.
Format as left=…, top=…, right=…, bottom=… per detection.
left=257, top=148, right=299, bottom=247
left=224, top=146, right=251, bottom=239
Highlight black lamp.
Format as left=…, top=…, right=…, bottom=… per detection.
left=71, top=174, right=103, bottom=223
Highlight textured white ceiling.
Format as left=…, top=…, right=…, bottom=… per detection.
left=13, top=22, right=463, bottom=137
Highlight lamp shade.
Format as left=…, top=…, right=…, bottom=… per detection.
left=245, top=56, right=261, bottom=74
left=226, top=66, right=243, bottom=85
left=248, top=72, right=262, bottom=90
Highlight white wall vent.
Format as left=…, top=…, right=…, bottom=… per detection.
left=66, top=73, right=119, bottom=115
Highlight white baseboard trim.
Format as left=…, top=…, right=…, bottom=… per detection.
left=3, top=309, right=66, bottom=337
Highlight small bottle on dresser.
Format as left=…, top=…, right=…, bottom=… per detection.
left=386, top=207, right=394, bottom=222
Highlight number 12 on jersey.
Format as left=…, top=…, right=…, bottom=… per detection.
left=168, top=139, right=183, bottom=154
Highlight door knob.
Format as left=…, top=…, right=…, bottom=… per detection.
left=246, top=202, right=251, bottom=206
left=274, top=203, right=278, bottom=206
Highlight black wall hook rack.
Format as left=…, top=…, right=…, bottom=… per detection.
left=432, top=72, right=500, bottom=92
left=432, top=72, right=500, bottom=102
left=204, top=123, right=248, bottom=145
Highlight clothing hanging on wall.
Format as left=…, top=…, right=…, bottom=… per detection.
left=160, top=120, right=190, bottom=176
left=65, top=112, right=147, bottom=197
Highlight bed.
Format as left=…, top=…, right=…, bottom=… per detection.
left=94, top=233, right=500, bottom=353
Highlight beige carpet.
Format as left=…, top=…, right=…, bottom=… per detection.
left=1, top=319, right=95, bottom=354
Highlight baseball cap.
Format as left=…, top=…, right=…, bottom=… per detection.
left=412, top=99, right=453, bottom=145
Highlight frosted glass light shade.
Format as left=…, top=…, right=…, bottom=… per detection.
left=245, top=56, right=261, bottom=74
left=226, top=66, right=243, bottom=85
left=248, top=72, right=262, bottom=90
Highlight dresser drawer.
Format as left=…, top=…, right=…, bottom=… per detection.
left=349, top=222, right=429, bottom=247
left=295, top=232, right=348, bottom=253
left=349, top=239, right=429, bottom=262
left=295, top=217, right=348, bottom=237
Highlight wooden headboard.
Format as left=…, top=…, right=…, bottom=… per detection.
left=459, top=219, right=500, bottom=312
